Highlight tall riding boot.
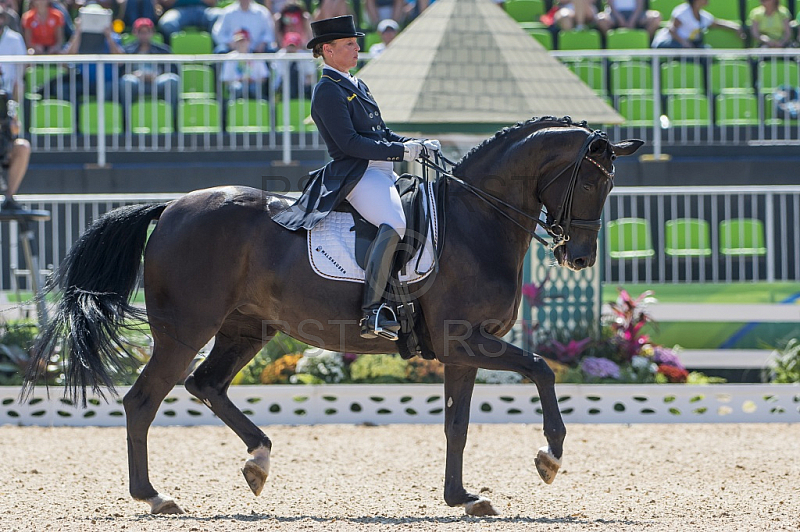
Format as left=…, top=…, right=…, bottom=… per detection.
left=360, top=224, right=402, bottom=341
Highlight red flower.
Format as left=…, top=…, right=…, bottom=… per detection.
left=658, top=364, right=688, bottom=383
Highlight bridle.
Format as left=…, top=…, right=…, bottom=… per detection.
left=420, top=129, right=615, bottom=250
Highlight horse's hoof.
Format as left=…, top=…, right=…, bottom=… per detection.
left=464, top=497, right=500, bottom=517
left=242, top=461, right=269, bottom=496
left=146, top=494, right=185, bottom=515
left=535, top=446, right=562, bottom=485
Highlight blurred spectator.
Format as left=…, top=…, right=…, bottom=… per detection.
left=365, top=0, right=402, bottom=28
left=312, top=0, right=352, bottom=22
left=554, top=0, right=597, bottom=31
left=60, top=13, right=124, bottom=100
left=274, top=1, right=310, bottom=47
left=220, top=29, right=268, bottom=100
left=652, top=0, right=743, bottom=48
left=1, top=97, right=31, bottom=212
left=120, top=18, right=178, bottom=110
left=368, top=17, right=396, bottom=56
left=0, top=0, right=23, bottom=33
left=749, top=0, right=791, bottom=48
left=21, top=0, right=65, bottom=54
left=212, top=0, right=276, bottom=53
left=156, top=0, right=218, bottom=44
left=0, top=7, right=27, bottom=100
left=117, top=0, right=158, bottom=30
left=273, top=30, right=314, bottom=98
left=596, top=0, right=661, bottom=39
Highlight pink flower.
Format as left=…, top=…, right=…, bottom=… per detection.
left=549, top=337, right=592, bottom=364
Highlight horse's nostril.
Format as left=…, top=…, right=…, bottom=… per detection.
left=573, top=257, right=587, bottom=269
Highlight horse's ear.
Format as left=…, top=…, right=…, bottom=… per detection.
left=612, top=139, right=645, bottom=156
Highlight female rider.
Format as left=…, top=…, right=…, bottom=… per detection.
left=272, top=15, right=439, bottom=341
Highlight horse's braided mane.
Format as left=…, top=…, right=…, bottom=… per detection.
left=453, top=116, right=590, bottom=174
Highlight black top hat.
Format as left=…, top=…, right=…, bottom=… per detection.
left=307, top=15, right=364, bottom=49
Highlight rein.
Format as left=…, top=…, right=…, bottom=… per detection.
left=419, top=129, right=615, bottom=250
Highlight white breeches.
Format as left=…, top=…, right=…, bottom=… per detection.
left=346, top=160, right=406, bottom=239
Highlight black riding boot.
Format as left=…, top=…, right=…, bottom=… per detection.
left=360, top=224, right=401, bottom=341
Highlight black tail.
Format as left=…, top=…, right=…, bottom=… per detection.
left=22, top=203, right=168, bottom=406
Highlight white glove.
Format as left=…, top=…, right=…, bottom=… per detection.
left=422, top=139, right=441, bottom=155
left=403, top=140, right=424, bottom=162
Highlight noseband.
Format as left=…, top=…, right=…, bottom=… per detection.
left=421, top=129, right=615, bottom=250
left=537, top=129, right=615, bottom=250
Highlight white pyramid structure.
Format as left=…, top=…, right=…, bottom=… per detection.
left=358, top=0, right=623, bottom=132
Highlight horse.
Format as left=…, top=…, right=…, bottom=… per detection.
left=24, top=116, right=643, bottom=517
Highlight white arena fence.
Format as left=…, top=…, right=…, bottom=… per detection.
left=602, top=185, right=800, bottom=284
left=2, top=384, right=798, bottom=426
left=3, top=48, right=800, bottom=167
left=2, top=186, right=797, bottom=292
left=551, top=48, right=800, bottom=155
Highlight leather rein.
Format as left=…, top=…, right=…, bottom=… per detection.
left=420, top=129, right=615, bottom=250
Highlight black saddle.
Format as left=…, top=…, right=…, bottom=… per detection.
left=336, top=172, right=448, bottom=360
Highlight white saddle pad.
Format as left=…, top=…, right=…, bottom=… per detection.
left=308, top=180, right=438, bottom=284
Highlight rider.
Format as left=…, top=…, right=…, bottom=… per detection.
left=271, top=15, right=439, bottom=341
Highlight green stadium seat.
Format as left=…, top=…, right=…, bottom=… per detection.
left=606, top=28, right=650, bottom=49
left=179, top=99, right=221, bottom=133
left=649, top=0, right=684, bottom=19
left=25, top=65, right=65, bottom=100
left=758, top=59, right=800, bottom=94
left=610, top=62, right=653, bottom=95
left=616, top=95, right=655, bottom=127
left=227, top=98, right=271, bottom=133
left=764, top=92, right=799, bottom=125
left=667, top=95, right=710, bottom=126
left=29, top=100, right=74, bottom=135
left=130, top=101, right=174, bottom=134
left=606, top=218, right=656, bottom=259
left=716, top=94, right=760, bottom=126
left=705, top=1, right=742, bottom=22
left=703, top=27, right=745, bottom=48
left=364, top=31, right=381, bottom=52
left=709, top=60, right=754, bottom=94
left=557, top=29, right=602, bottom=50
left=744, top=0, right=761, bottom=20
left=275, top=99, right=313, bottom=132
left=121, top=32, right=163, bottom=46
left=566, top=60, right=606, bottom=95
left=79, top=101, right=123, bottom=134
left=719, top=219, right=767, bottom=256
left=661, top=60, right=704, bottom=96
left=527, top=28, right=553, bottom=50
left=665, top=219, right=712, bottom=257
left=180, top=64, right=215, bottom=99
left=504, top=0, right=544, bottom=23
left=171, top=31, right=213, bottom=54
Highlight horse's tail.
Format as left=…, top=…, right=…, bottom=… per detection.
left=22, top=203, right=168, bottom=406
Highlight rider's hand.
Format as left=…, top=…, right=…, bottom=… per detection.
left=422, top=139, right=441, bottom=155
left=403, top=140, right=424, bottom=162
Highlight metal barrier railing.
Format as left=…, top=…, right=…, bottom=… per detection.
left=3, top=187, right=797, bottom=292
left=603, top=185, right=800, bottom=284
left=551, top=48, right=800, bottom=156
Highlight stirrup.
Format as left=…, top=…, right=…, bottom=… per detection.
left=361, top=303, right=400, bottom=341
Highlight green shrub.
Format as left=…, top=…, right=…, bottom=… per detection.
left=349, top=354, right=408, bottom=383
left=765, top=338, right=800, bottom=383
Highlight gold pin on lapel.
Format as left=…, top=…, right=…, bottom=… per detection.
left=347, top=93, right=357, bottom=101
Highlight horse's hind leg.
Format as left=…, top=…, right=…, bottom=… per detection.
left=442, top=364, right=499, bottom=517
left=183, top=313, right=273, bottom=497
left=123, top=324, right=215, bottom=514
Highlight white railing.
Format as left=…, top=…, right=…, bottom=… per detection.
left=2, top=186, right=797, bottom=292
left=551, top=48, right=800, bottom=153
left=6, top=53, right=327, bottom=163
left=603, top=185, right=800, bottom=284
left=3, top=384, right=798, bottom=426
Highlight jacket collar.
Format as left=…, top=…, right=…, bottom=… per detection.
left=321, top=67, right=374, bottom=104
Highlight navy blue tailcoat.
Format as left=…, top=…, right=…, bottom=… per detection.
left=271, top=68, right=412, bottom=231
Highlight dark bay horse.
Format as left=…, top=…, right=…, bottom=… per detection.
left=25, top=116, right=642, bottom=517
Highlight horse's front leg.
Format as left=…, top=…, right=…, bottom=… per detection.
left=442, top=364, right=499, bottom=516
left=437, top=323, right=566, bottom=484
